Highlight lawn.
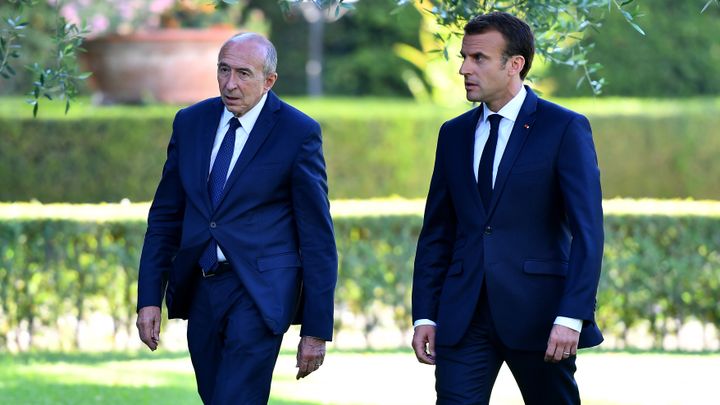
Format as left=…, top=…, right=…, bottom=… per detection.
left=0, top=350, right=716, bottom=405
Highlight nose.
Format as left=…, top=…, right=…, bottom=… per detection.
left=459, top=58, right=469, bottom=76
left=224, top=71, right=240, bottom=91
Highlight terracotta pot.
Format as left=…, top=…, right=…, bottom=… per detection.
left=82, top=28, right=240, bottom=104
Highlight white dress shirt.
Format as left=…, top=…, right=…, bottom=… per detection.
left=415, top=87, right=582, bottom=333
left=209, top=92, right=268, bottom=262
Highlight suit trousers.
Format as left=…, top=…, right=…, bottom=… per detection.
left=435, top=285, right=580, bottom=405
left=187, top=269, right=284, bottom=405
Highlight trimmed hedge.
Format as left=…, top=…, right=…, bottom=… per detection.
left=1, top=199, right=719, bottom=351
left=1, top=98, right=720, bottom=202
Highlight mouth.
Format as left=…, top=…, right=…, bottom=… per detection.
left=223, top=95, right=241, bottom=102
left=465, top=82, right=478, bottom=90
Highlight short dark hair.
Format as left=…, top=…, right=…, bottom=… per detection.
left=464, top=12, right=535, bottom=80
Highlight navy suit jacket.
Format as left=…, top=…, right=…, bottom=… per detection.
left=137, top=91, right=338, bottom=341
left=413, top=86, right=604, bottom=351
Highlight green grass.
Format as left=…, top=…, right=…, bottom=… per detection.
left=1, top=350, right=718, bottom=405
left=2, top=95, right=720, bottom=121
left=2, top=198, right=719, bottom=221
left=0, top=351, right=307, bottom=405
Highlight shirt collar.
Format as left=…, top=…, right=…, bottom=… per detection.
left=220, top=92, right=268, bottom=134
left=482, top=85, right=527, bottom=124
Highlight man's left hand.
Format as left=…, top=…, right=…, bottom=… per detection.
left=544, top=324, right=580, bottom=363
left=296, top=336, right=326, bottom=379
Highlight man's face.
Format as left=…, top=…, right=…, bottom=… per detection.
left=459, top=30, right=515, bottom=108
left=217, top=39, right=277, bottom=116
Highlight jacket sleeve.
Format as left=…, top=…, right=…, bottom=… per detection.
left=555, top=114, right=604, bottom=322
left=290, top=121, right=338, bottom=341
left=412, top=123, right=457, bottom=323
left=137, top=111, right=186, bottom=311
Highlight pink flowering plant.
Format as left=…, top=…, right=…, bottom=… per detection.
left=52, top=0, right=239, bottom=37
left=49, top=0, right=174, bottom=36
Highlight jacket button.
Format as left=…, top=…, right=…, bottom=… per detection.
left=484, top=226, right=493, bottom=235
left=210, top=222, right=217, bottom=229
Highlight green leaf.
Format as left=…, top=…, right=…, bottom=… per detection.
left=629, top=21, right=645, bottom=36
left=77, top=72, right=92, bottom=80
left=33, top=102, right=38, bottom=117
left=65, top=100, right=70, bottom=115
left=0, top=71, right=10, bottom=79
left=701, top=0, right=714, bottom=13
left=6, top=65, right=15, bottom=75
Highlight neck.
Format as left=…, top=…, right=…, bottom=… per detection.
left=486, top=80, right=523, bottom=112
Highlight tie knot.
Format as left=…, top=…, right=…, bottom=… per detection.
left=488, top=114, right=502, bottom=128
left=228, top=117, right=241, bottom=131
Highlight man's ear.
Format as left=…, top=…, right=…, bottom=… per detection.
left=508, top=55, right=526, bottom=77
left=264, top=72, right=278, bottom=92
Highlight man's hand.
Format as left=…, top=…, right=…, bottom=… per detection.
left=136, top=306, right=162, bottom=351
left=412, top=325, right=436, bottom=365
left=296, top=336, right=326, bottom=380
left=544, top=324, right=580, bottom=363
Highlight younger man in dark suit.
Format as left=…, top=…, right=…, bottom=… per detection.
left=412, top=12, right=604, bottom=404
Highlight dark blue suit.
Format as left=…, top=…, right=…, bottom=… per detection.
left=137, top=91, right=337, bottom=403
left=413, top=87, right=603, bottom=404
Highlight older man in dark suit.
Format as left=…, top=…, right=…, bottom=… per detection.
left=136, top=32, right=337, bottom=404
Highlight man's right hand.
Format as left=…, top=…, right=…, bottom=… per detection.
left=136, top=306, right=162, bottom=351
left=412, top=325, right=436, bottom=365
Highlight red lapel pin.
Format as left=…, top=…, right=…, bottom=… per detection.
left=523, top=124, right=530, bottom=129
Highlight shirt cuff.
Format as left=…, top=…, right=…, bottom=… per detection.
left=413, top=319, right=437, bottom=328
left=554, top=316, right=583, bottom=332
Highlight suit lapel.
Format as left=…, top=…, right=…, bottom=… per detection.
left=461, top=106, right=487, bottom=215
left=487, top=86, right=538, bottom=216
left=216, top=91, right=281, bottom=208
left=195, top=99, right=225, bottom=213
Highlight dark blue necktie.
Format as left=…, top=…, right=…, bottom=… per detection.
left=198, top=117, right=240, bottom=272
left=478, top=114, right=502, bottom=209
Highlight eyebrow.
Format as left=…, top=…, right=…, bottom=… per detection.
left=218, top=63, right=253, bottom=73
left=459, top=50, right=486, bottom=59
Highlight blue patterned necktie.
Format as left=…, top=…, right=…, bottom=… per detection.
left=478, top=114, right=502, bottom=209
left=198, top=117, right=241, bottom=272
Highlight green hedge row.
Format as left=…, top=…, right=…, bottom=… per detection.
left=1, top=98, right=720, bottom=202
left=1, top=200, right=718, bottom=351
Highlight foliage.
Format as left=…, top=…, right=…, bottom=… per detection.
left=1, top=0, right=89, bottom=116
left=239, top=0, right=423, bottom=97
left=1, top=96, right=720, bottom=202
left=53, top=0, right=242, bottom=36
left=544, top=0, right=720, bottom=97
left=0, top=0, right=244, bottom=116
left=393, top=0, right=465, bottom=104
left=299, top=0, right=647, bottom=95
left=321, top=0, right=424, bottom=97
left=0, top=199, right=719, bottom=351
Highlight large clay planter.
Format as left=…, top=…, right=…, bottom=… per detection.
left=82, top=28, right=240, bottom=104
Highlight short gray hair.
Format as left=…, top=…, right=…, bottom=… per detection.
left=227, top=32, right=277, bottom=76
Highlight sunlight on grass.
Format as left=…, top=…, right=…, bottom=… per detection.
left=1, top=351, right=718, bottom=405
left=2, top=96, right=719, bottom=121
left=2, top=198, right=719, bottom=221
